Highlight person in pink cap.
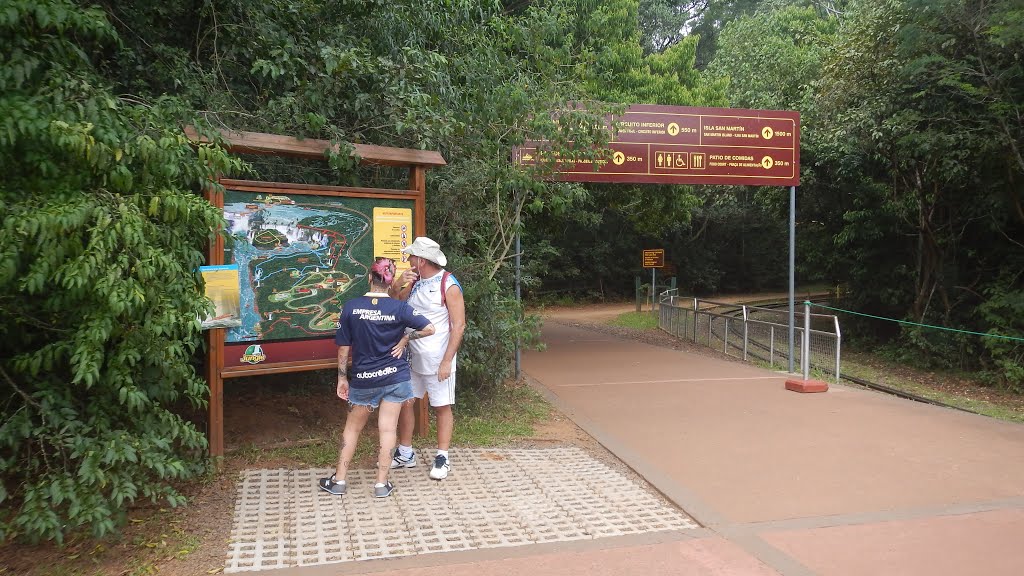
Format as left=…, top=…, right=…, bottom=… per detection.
left=318, top=257, right=435, bottom=498
left=389, top=237, right=465, bottom=480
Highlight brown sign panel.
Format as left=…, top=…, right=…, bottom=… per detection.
left=515, top=105, right=800, bottom=186
left=642, top=249, right=665, bottom=268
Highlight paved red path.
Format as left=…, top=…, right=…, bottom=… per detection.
left=516, top=321, right=1024, bottom=576
left=273, top=319, right=1024, bottom=575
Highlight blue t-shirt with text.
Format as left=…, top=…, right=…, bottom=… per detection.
left=335, top=294, right=430, bottom=389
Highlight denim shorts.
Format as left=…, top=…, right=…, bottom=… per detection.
left=348, top=380, right=412, bottom=410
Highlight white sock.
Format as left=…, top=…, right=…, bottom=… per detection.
left=398, top=445, right=413, bottom=458
left=436, top=449, right=448, bottom=460
left=375, top=482, right=386, bottom=488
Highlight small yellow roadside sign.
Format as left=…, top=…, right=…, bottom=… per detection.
left=642, top=249, right=664, bottom=268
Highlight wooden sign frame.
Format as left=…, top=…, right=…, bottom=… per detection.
left=191, top=128, right=445, bottom=457
left=213, top=179, right=417, bottom=376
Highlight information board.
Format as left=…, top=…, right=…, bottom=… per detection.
left=198, top=264, right=242, bottom=329
left=220, top=184, right=414, bottom=369
left=372, top=207, right=414, bottom=270
left=515, top=105, right=800, bottom=186
left=642, top=249, right=665, bottom=268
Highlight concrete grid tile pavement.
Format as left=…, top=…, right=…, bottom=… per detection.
left=225, top=447, right=698, bottom=573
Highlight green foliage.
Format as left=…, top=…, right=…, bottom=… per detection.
left=687, top=0, right=764, bottom=68
left=709, top=4, right=837, bottom=111
left=0, top=0, right=243, bottom=543
left=638, top=0, right=706, bottom=55
left=978, top=283, right=1024, bottom=392
left=667, top=188, right=789, bottom=294
left=456, top=274, right=545, bottom=391
left=93, top=0, right=733, bottom=388
left=809, top=0, right=1024, bottom=386
left=584, top=2, right=727, bottom=105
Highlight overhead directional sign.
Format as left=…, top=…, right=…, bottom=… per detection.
left=642, top=249, right=665, bottom=268
left=515, top=105, right=800, bottom=186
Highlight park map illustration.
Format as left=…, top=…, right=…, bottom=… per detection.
left=223, top=190, right=409, bottom=343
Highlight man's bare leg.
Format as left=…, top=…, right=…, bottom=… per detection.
left=435, top=404, right=453, bottom=451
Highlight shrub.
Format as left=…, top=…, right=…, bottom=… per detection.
left=0, top=1, right=240, bottom=543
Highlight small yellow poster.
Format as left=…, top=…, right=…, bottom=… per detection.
left=372, top=207, right=413, bottom=272
left=199, top=265, right=242, bottom=329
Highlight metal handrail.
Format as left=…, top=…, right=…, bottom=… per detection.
left=694, top=298, right=832, bottom=314
left=659, top=296, right=842, bottom=381
left=659, top=288, right=678, bottom=304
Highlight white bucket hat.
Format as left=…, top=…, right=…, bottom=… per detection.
left=401, top=236, right=447, bottom=267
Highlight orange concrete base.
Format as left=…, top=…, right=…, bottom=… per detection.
left=785, top=378, right=829, bottom=393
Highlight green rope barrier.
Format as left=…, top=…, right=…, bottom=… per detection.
left=806, top=301, right=1024, bottom=343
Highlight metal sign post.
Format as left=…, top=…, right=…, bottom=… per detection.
left=789, top=185, right=796, bottom=373
left=642, top=249, right=665, bottom=312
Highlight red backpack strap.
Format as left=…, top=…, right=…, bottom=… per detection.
left=440, top=270, right=451, bottom=307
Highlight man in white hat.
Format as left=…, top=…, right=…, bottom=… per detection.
left=389, top=236, right=465, bottom=480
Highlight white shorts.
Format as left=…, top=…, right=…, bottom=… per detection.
left=410, top=370, right=456, bottom=407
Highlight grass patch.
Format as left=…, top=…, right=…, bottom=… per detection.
left=841, top=358, right=1024, bottom=423
left=232, top=436, right=356, bottom=469
left=607, top=311, right=659, bottom=330
left=410, top=382, right=553, bottom=447
left=230, top=432, right=372, bottom=468
left=223, top=380, right=553, bottom=469
left=451, top=383, right=551, bottom=446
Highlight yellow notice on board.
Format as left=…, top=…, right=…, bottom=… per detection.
left=199, top=265, right=242, bottom=329
left=373, top=207, right=413, bottom=271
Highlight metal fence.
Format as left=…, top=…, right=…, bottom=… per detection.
left=658, top=290, right=842, bottom=381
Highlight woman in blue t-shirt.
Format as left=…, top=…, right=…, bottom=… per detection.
left=318, top=257, right=434, bottom=499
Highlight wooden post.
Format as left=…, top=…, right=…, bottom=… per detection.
left=204, top=183, right=226, bottom=459
left=205, top=329, right=225, bottom=460
left=410, top=166, right=427, bottom=241
left=409, top=165, right=430, bottom=437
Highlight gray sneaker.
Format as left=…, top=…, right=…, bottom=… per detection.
left=390, top=448, right=417, bottom=469
left=318, top=474, right=347, bottom=496
left=373, top=480, right=395, bottom=498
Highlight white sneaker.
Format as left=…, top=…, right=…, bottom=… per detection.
left=391, top=448, right=417, bottom=469
left=429, top=454, right=449, bottom=480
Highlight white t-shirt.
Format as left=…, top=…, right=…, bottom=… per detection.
left=406, top=270, right=461, bottom=374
